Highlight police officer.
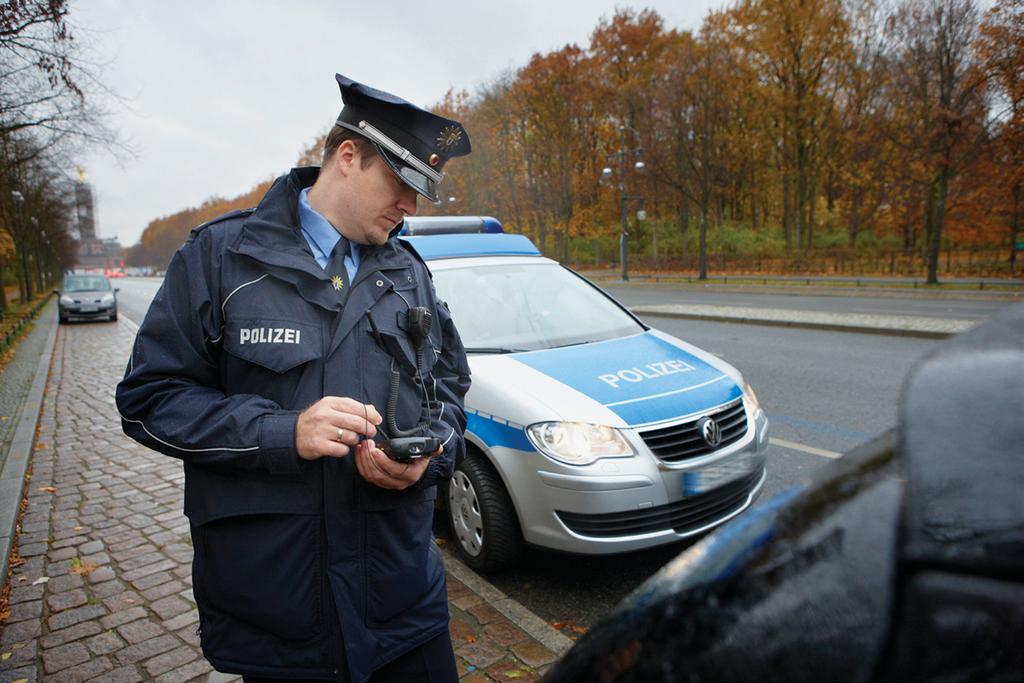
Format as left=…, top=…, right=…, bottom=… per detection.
left=116, top=74, right=472, bottom=682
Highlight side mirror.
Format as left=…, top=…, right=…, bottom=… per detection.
left=114, top=288, right=120, bottom=293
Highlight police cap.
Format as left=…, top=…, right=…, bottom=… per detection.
left=334, top=74, right=471, bottom=204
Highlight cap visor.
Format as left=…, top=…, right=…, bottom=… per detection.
left=374, top=145, right=440, bottom=204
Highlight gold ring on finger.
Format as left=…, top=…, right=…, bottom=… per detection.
left=337, top=427, right=345, bottom=442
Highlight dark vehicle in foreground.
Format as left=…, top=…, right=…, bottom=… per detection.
left=543, top=302, right=1024, bottom=682
left=56, top=274, right=118, bottom=323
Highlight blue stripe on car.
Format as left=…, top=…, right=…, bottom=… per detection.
left=510, top=332, right=742, bottom=426
left=467, top=411, right=534, bottom=451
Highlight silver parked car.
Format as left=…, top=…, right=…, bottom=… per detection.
left=56, top=273, right=118, bottom=323
left=400, top=217, right=770, bottom=573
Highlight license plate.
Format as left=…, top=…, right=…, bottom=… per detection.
left=683, top=456, right=753, bottom=496
left=78, top=306, right=98, bottom=313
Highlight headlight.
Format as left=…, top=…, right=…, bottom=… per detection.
left=744, top=382, right=763, bottom=416
left=100, top=293, right=115, bottom=304
left=526, top=422, right=635, bottom=466
left=59, top=295, right=74, bottom=305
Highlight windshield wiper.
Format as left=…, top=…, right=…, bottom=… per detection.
left=465, top=347, right=528, bottom=354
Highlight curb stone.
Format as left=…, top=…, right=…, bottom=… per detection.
left=440, top=545, right=574, bottom=657
left=0, top=300, right=58, bottom=586
left=629, top=303, right=976, bottom=339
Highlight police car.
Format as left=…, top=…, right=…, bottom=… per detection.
left=401, top=216, right=770, bottom=573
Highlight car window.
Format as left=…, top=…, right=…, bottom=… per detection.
left=432, top=262, right=643, bottom=351
left=63, top=276, right=111, bottom=292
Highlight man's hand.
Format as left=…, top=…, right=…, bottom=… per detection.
left=354, top=442, right=440, bottom=490
left=295, top=397, right=382, bottom=461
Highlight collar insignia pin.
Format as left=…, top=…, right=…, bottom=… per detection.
left=330, top=275, right=345, bottom=291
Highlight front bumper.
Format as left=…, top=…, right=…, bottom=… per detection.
left=489, top=404, right=770, bottom=555
left=59, top=302, right=116, bottom=320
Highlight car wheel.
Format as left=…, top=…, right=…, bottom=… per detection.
left=58, top=314, right=68, bottom=324
left=109, top=311, right=118, bottom=322
left=448, top=453, right=523, bottom=573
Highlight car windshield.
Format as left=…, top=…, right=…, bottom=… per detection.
left=431, top=261, right=644, bottom=352
left=63, top=276, right=111, bottom=292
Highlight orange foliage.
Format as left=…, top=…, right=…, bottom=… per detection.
left=126, top=3, right=1021, bottom=277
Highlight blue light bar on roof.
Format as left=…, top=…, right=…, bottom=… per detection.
left=400, top=216, right=504, bottom=235
left=400, top=233, right=541, bottom=260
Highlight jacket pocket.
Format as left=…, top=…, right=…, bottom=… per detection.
left=362, top=492, right=440, bottom=625
left=194, top=513, right=322, bottom=641
left=224, top=318, right=320, bottom=373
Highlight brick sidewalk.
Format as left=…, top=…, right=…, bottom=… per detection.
left=0, top=319, right=561, bottom=681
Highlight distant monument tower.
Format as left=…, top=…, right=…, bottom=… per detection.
left=74, top=166, right=95, bottom=241
left=74, top=167, right=121, bottom=269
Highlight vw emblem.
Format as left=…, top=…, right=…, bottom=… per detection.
left=698, top=416, right=722, bottom=447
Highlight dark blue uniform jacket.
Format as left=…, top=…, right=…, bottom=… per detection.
left=115, top=167, right=471, bottom=682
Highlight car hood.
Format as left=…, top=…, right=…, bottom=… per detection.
left=468, top=330, right=743, bottom=431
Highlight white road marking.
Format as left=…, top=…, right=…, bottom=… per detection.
left=769, top=437, right=843, bottom=459
left=120, top=314, right=140, bottom=334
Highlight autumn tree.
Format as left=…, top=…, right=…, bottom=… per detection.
left=513, top=46, right=604, bottom=259
left=730, top=0, right=850, bottom=249
left=652, top=19, right=737, bottom=278
left=0, top=0, right=120, bottom=310
left=835, top=0, right=894, bottom=247
left=887, top=0, right=988, bottom=283
left=976, top=0, right=1024, bottom=271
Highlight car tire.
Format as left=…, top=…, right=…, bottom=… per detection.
left=109, top=311, right=118, bottom=322
left=448, top=453, right=523, bottom=573
left=58, top=314, right=68, bottom=325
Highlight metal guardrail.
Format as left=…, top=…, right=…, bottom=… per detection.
left=0, top=293, right=53, bottom=354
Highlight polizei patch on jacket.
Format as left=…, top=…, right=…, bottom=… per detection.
left=239, top=327, right=302, bottom=345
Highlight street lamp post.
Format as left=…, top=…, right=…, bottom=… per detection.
left=40, top=230, right=52, bottom=288
left=30, top=216, right=44, bottom=292
left=10, top=190, right=32, bottom=301
left=603, top=125, right=644, bottom=281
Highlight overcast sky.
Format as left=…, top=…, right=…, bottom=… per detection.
left=73, top=0, right=719, bottom=247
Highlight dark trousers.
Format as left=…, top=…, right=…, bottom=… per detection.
left=242, top=631, right=459, bottom=683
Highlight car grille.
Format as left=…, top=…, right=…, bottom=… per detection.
left=555, top=468, right=762, bottom=538
left=638, top=399, right=748, bottom=464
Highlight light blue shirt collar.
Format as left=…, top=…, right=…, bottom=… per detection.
left=298, top=187, right=359, bottom=278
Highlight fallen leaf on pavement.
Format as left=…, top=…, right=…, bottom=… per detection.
left=69, top=560, right=98, bottom=576
left=31, top=576, right=49, bottom=585
left=1, top=653, right=10, bottom=661
left=464, top=635, right=476, bottom=643
left=551, top=619, right=588, bottom=635
left=35, top=486, right=55, bottom=493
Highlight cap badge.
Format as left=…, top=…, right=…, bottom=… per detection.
left=330, top=275, right=345, bottom=291
left=436, top=125, right=462, bottom=150
left=429, top=153, right=440, bottom=166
